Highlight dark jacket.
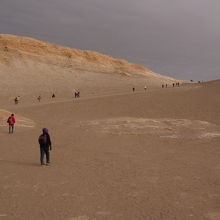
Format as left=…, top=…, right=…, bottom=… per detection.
left=38, top=132, right=52, bottom=149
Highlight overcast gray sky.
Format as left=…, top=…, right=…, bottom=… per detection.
left=1, top=0, right=220, bottom=80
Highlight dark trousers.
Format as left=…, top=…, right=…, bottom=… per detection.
left=9, top=124, right=14, bottom=133
left=40, top=146, right=50, bottom=165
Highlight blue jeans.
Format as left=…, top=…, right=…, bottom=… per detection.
left=40, top=146, right=50, bottom=165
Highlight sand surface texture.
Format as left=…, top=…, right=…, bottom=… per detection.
left=0, top=79, right=219, bottom=220
left=0, top=34, right=219, bottom=219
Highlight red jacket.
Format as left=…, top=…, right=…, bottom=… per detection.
left=7, top=116, right=16, bottom=125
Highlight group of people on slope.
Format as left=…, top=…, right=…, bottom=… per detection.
left=162, top=82, right=180, bottom=88
left=132, top=83, right=182, bottom=92
left=14, top=91, right=81, bottom=105
left=6, top=114, right=52, bottom=166
left=132, top=86, right=147, bottom=92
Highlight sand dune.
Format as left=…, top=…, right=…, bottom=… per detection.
left=0, top=34, right=183, bottom=99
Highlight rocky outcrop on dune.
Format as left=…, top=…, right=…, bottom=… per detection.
left=0, top=34, right=180, bottom=97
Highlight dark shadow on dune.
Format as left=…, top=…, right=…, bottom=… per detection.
left=0, top=160, right=40, bottom=167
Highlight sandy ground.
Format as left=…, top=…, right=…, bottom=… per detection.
left=0, top=81, right=220, bottom=220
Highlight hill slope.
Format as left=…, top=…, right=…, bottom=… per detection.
left=0, top=34, right=181, bottom=97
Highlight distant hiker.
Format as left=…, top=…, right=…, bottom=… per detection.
left=37, top=96, right=42, bottom=102
left=74, top=90, right=80, bottom=98
left=38, top=128, right=52, bottom=166
left=132, top=87, right=135, bottom=92
left=14, top=97, right=18, bottom=104
left=74, top=90, right=77, bottom=98
left=7, top=113, right=16, bottom=134
left=144, top=85, right=147, bottom=92
left=4, top=46, right=8, bottom=52
left=172, top=83, right=175, bottom=87
left=52, top=93, right=55, bottom=98
left=77, top=91, right=80, bottom=98
left=162, top=84, right=164, bottom=88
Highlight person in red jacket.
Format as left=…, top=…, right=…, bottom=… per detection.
left=7, top=113, right=16, bottom=134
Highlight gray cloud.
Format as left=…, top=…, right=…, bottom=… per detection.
left=1, top=0, right=220, bottom=80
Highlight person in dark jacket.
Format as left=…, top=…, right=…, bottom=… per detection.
left=38, top=128, right=52, bottom=166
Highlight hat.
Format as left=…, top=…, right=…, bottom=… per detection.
left=42, top=128, right=48, bottom=133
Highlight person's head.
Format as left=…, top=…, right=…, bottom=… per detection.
left=11, top=114, right=14, bottom=116
left=42, top=128, right=48, bottom=134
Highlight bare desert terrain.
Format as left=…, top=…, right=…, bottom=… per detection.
left=0, top=35, right=219, bottom=220
left=0, top=80, right=219, bottom=220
